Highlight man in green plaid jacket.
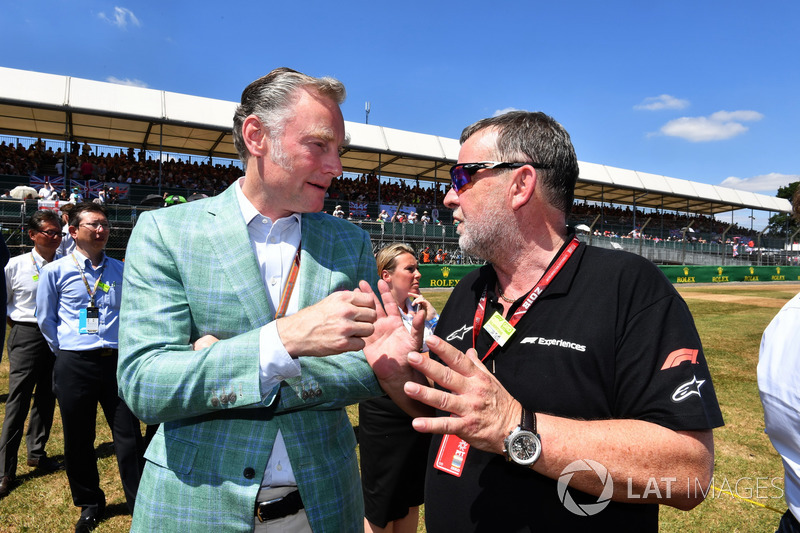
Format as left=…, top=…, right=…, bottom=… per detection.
left=118, top=68, right=421, bottom=532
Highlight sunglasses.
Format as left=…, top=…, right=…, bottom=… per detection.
left=449, top=161, right=550, bottom=193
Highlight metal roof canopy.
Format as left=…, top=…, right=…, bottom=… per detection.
left=0, top=66, right=790, bottom=217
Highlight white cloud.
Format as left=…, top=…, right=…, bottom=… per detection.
left=657, top=110, right=763, bottom=142
left=634, top=94, right=689, bottom=111
left=106, top=76, right=148, bottom=88
left=98, top=7, right=140, bottom=28
left=493, top=107, right=522, bottom=117
left=719, top=172, right=799, bottom=194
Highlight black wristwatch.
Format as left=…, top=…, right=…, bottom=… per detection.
left=503, top=407, right=541, bottom=466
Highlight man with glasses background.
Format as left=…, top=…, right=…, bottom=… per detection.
left=402, top=111, right=724, bottom=531
left=0, top=210, right=64, bottom=499
left=36, top=202, right=144, bottom=532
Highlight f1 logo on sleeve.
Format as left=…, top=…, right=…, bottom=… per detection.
left=660, top=348, right=699, bottom=370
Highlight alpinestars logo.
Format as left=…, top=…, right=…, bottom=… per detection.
left=446, top=325, right=473, bottom=341
left=520, top=337, right=586, bottom=352
left=671, top=375, right=706, bottom=402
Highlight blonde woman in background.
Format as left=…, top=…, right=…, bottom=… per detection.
left=359, top=243, right=438, bottom=533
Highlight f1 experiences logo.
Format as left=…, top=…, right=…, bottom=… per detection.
left=557, top=459, right=614, bottom=516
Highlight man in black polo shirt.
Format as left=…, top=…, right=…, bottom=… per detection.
left=402, top=111, right=724, bottom=532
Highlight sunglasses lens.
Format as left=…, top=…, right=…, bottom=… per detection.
left=450, top=165, right=471, bottom=192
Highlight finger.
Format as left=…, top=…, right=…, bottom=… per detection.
left=410, top=414, right=466, bottom=435
left=351, top=283, right=378, bottom=310
left=406, top=350, right=466, bottom=394
left=425, top=335, right=483, bottom=378
left=410, top=305, right=425, bottom=348
left=403, top=379, right=465, bottom=418
left=376, top=279, right=401, bottom=318
left=408, top=292, right=422, bottom=300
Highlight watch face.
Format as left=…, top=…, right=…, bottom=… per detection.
left=510, top=431, right=541, bottom=465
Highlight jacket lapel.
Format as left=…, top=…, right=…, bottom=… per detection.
left=298, top=213, right=333, bottom=309
left=206, top=186, right=274, bottom=328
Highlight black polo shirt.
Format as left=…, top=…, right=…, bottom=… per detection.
left=424, top=240, right=724, bottom=532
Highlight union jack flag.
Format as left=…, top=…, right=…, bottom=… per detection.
left=29, top=175, right=65, bottom=189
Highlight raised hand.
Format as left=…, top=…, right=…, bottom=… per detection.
left=403, top=335, right=520, bottom=455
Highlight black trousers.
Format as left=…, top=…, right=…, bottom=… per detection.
left=53, top=349, right=144, bottom=514
left=0, top=322, right=56, bottom=478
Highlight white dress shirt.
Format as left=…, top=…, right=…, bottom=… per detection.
left=6, top=249, right=54, bottom=323
left=758, top=291, right=800, bottom=523
left=235, top=178, right=302, bottom=488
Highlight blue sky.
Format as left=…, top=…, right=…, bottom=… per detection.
left=2, top=1, right=798, bottom=228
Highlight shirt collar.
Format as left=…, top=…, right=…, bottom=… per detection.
left=31, top=248, right=52, bottom=266
left=234, top=177, right=302, bottom=228
left=72, top=249, right=106, bottom=269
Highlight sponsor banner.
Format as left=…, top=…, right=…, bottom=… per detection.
left=660, top=265, right=800, bottom=283
left=420, top=265, right=480, bottom=288
left=421, top=264, right=800, bottom=290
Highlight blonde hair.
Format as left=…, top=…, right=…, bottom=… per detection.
left=376, top=243, right=416, bottom=276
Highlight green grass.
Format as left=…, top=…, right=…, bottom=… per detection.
left=1, top=285, right=793, bottom=532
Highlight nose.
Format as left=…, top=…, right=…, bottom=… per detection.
left=324, top=152, right=343, bottom=178
left=444, top=187, right=459, bottom=209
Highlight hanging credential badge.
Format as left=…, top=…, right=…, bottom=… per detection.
left=434, top=433, right=470, bottom=477
left=483, top=311, right=516, bottom=347
left=79, top=306, right=100, bottom=334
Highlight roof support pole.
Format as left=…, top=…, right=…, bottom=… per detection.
left=158, top=123, right=163, bottom=196
left=377, top=153, right=382, bottom=206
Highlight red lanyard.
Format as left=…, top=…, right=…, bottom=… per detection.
left=274, top=245, right=301, bottom=319
left=473, top=237, right=579, bottom=362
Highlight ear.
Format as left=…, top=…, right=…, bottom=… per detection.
left=242, top=115, right=269, bottom=159
left=381, top=270, right=392, bottom=283
left=509, top=165, right=537, bottom=211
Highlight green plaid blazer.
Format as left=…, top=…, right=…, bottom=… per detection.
left=118, top=184, right=382, bottom=532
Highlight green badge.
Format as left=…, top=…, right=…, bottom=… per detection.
left=484, top=311, right=516, bottom=347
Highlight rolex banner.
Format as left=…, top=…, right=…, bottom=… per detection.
left=420, top=264, right=800, bottom=288
left=419, top=265, right=480, bottom=288
left=659, top=265, right=800, bottom=284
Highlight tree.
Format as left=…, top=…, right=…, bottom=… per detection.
left=767, top=181, right=799, bottom=237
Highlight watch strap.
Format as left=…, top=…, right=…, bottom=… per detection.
left=520, top=406, right=536, bottom=433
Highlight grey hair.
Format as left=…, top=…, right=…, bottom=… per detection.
left=460, top=111, right=579, bottom=216
left=232, top=67, right=346, bottom=166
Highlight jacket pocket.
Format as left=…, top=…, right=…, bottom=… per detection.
left=144, top=431, right=198, bottom=475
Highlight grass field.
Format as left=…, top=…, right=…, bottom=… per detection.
left=0, top=283, right=796, bottom=532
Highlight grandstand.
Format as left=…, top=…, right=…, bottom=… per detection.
left=0, top=66, right=795, bottom=266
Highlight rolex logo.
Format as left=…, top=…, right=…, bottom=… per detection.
left=442, top=267, right=450, bottom=278
left=750, top=267, right=755, bottom=275
left=717, top=267, right=724, bottom=275
left=777, top=267, right=781, bottom=275
left=683, top=267, right=690, bottom=276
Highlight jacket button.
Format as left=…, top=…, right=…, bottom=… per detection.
left=243, top=467, right=256, bottom=479
left=315, top=388, right=322, bottom=397
left=211, top=396, right=219, bottom=407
